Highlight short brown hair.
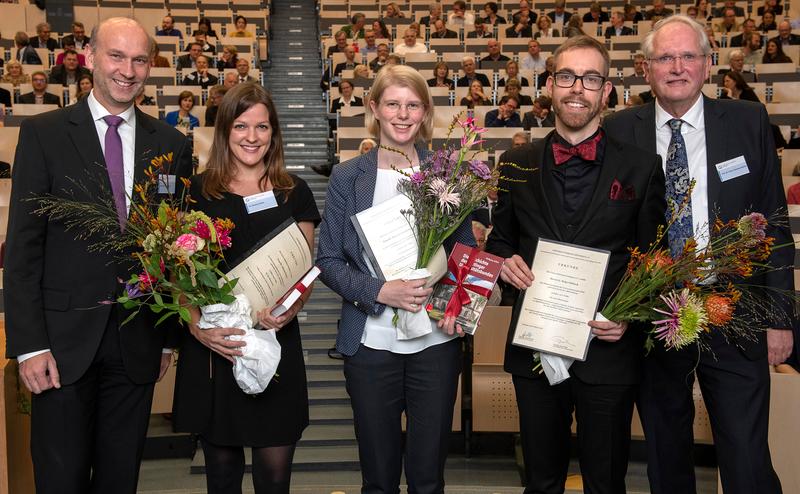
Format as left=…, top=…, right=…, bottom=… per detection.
left=552, top=35, right=610, bottom=77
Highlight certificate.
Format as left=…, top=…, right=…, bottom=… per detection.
left=351, top=193, right=418, bottom=281
left=225, top=218, right=315, bottom=317
left=511, top=239, right=610, bottom=360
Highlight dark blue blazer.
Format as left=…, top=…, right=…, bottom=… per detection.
left=316, top=147, right=476, bottom=356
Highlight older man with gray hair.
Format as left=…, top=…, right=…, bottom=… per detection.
left=456, top=55, right=491, bottom=86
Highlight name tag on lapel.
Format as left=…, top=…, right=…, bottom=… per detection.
left=715, top=156, right=749, bottom=182
left=243, top=191, right=278, bottom=214
left=157, top=174, right=176, bottom=194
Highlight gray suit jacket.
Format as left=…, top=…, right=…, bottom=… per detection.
left=316, top=148, right=476, bottom=356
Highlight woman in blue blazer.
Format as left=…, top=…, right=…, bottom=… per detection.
left=316, top=65, right=474, bottom=493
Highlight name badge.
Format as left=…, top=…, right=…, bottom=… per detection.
left=157, top=174, right=176, bottom=194
left=243, top=191, right=278, bottom=214
left=715, top=156, right=749, bottom=182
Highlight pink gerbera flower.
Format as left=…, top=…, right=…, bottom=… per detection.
left=652, top=289, right=708, bottom=350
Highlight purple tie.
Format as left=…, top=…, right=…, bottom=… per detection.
left=103, top=115, right=127, bottom=230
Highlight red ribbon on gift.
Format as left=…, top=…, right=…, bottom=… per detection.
left=440, top=248, right=493, bottom=318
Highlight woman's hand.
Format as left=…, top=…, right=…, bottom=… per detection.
left=437, top=314, right=465, bottom=336
left=376, top=278, right=432, bottom=312
left=256, top=296, right=303, bottom=331
left=189, top=323, right=246, bottom=362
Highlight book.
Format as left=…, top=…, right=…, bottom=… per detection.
left=270, top=266, right=321, bottom=317
left=425, top=242, right=504, bottom=334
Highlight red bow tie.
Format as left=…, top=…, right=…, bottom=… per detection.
left=552, top=133, right=602, bottom=165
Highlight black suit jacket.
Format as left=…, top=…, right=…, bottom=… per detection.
left=583, top=12, right=610, bottom=23
left=547, top=11, right=572, bottom=24
left=16, top=45, right=42, bottom=65
left=505, top=25, right=533, bottom=38
left=521, top=111, right=555, bottom=129
left=30, top=37, right=58, bottom=51
left=182, top=71, right=219, bottom=89
left=175, top=54, right=194, bottom=71
left=772, top=34, right=800, bottom=46
left=19, top=92, right=61, bottom=106
left=729, top=32, right=746, bottom=47
left=48, top=65, right=91, bottom=86
left=330, top=96, right=363, bottom=113
left=604, top=98, right=795, bottom=359
left=430, top=30, right=458, bottom=39
left=456, top=73, right=491, bottom=87
left=486, top=133, right=666, bottom=384
left=0, top=87, right=10, bottom=107
left=3, top=99, right=193, bottom=385
left=604, top=25, right=634, bottom=37
left=60, top=34, right=91, bottom=49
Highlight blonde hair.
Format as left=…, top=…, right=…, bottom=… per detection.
left=365, top=65, right=434, bottom=142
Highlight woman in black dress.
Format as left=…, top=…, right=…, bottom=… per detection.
left=172, top=82, right=320, bottom=494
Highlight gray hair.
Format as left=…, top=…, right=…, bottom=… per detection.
left=641, top=15, right=711, bottom=59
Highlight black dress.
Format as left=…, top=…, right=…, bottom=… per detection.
left=172, top=173, right=321, bottom=447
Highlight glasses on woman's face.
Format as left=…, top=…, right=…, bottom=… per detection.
left=381, top=101, right=425, bottom=114
left=552, top=71, right=606, bottom=91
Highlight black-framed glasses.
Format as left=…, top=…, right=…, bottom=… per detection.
left=552, top=71, right=606, bottom=91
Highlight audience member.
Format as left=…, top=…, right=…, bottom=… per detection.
left=717, top=49, right=756, bottom=81
left=430, top=19, right=458, bottom=39
left=468, top=17, right=493, bottom=38
left=482, top=2, right=507, bottom=25
left=163, top=90, right=199, bottom=130
left=369, top=44, right=390, bottom=72
left=536, top=56, right=555, bottom=88
left=448, top=0, right=475, bottom=27
left=626, top=94, right=645, bottom=106
left=223, top=72, right=238, bottom=88
left=60, top=21, right=90, bottom=50
left=623, top=3, right=644, bottom=22
left=1, top=60, right=29, bottom=85
left=502, top=78, right=532, bottom=105
left=372, top=20, right=391, bottom=40
left=713, top=0, right=745, bottom=17
left=522, top=95, right=554, bottom=129
left=623, top=53, right=647, bottom=84
left=236, top=59, right=255, bottom=83
left=191, top=32, right=215, bottom=54
left=203, top=84, right=227, bottom=127
left=548, top=0, right=573, bottom=25
left=327, top=31, right=348, bottom=58
left=216, top=45, right=238, bottom=70
left=459, top=79, right=490, bottom=108
left=742, top=32, right=763, bottom=64
left=506, top=10, right=533, bottom=37
left=30, top=22, right=57, bottom=51
left=721, top=70, right=759, bottom=101
left=772, top=21, right=800, bottom=47
left=512, top=0, right=537, bottom=25
left=0, top=85, right=10, bottom=108
left=330, top=79, right=363, bottom=113
left=564, top=16, right=586, bottom=37
left=605, top=11, right=634, bottom=37
left=322, top=45, right=358, bottom=90
left=73, top=73, right=92, bottom=102
left=231, top=15, right=255, bottom=37
left=482, top=39, right=510, bottom=65
left=420, top=3, right=443, bottom=26
left=182, top=55, right=218, bottom=88
left=520, top=39, right=546, bottom=72
left=362, top=31, right=378, bottom=53
left=763, top=38, right=793, bottom=63
left=705, top=25, right=721, bottom=50
left=729, top=18, right=756, bottom=47
left=353, top=64, right=371, bottom=81
left=14, top=32, right=42, bottom=65
left=151, top=45, right=170, bottom=67
left=757, top=0, right=783, bottom=15
left=176, top=42, right=202, bottom=70
left=343, top=13, right=366, bottom=39
left=19, top=71, right=60, bottom=106
left=457, top=56, right=491, bottom=87
left=498, top=60, right=530, bottom=86
left=583, top=2, right=610, bottom=23
left=535, top=15, right=560, bottom=38
left=394, top=29, right=427, bottom=54
left=758, top=11, right=777, bottom=32
left=714, top=8, right=741, bottom=33
left=49, top=50, right=91, bottom=86
left=427, top=61, right=454, bottom=89
left=193, top=17, right=218, bottom=38
left=512, top=131, right=528, bottom=148
left=384, top=2, right=405, bottom=18
left=56, top=39, right=86, bottom=66
left=694, top=0, right=713, bottom=20
left=644, top=0, right=673, bottom=21
left=156, top=15, right=183, bottom=38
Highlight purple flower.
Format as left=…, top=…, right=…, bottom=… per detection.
left=125, top=282, right=144, bottom=299
left=469, top=159, right=492, bottom=180
left=410, top=171, right=426, bottom=185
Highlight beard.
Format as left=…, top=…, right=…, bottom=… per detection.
left=552, top=94, right=604, bottom=131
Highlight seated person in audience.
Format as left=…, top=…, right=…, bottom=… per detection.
left=394, top=29, right=427, bottom=54
left=193, top=17, right=218, bottom=38
left=0, top=85, right=10, bottom=108
left=430, top=19, right=458, bottom=39
left=459, top=79, right=490, bottom=108
left=623, top=53, right=646, bottom=84
left=512, top=131, right=528, bottom=148
left=714, top=8, right=741, bottom=34
left=758, top=0, right=783, bottom=16
left=520, top=39, right=546, bottom=73
left=163, top=90, right=199, bottom=130
left=369, top=44, right=390, bottom=72
left=604, top=11, right=634, bottom=37
left=506, top=11, right=533, bottom=38
left=448, top=0, right=475, bottom=28
left=231, top=16, right=255, bottom=37
left=720, top=71, right=760, bottom=101
left=730, top=18, right=756, bottom=47
left=362, top=30, right=378, bottom=53
left=49, top=50, right=91, bottom=87
left=61, top=21, right=90, bottom=50
left=486, top=95, right=522, bottom=128
left=548, top=0, right=572, bottom=25
left=503, top=78, right=532, bottom=105
left=330, top=79, right=363, bottom=113
left=626, top=94, right=645, bottom=106
left=428, top=61, right=454, bottom=89
left=385, top=54, right=402, bottom=66
left=705, top=25, right=721, bottom=50
left=564, top=16, right=585, bottom=37
left=30, top=22, right=58, bottom=51
left=498, top=60, right=530, bottom=86
left=156, top=15, right=183, bottom=38
left=56, top=39, right=86, bottom=66
left=713, top=0, right=745, bottom=17
left=384, top=2, right=405, bottom=18
left=457, top=56, right=491, bottom=87
left=763, top=39, right=793, bottom=63
left=535, top=15, right=560, bottom=39
left=151, top=45, right=170, bottom=67
left=467, top=17, right=493, bottom=38
left=644, top=0, right=673, bottom=21
left=236, top=58, right=255, bottom=83
left=623, top=3, right=644, bottom=22
left=482, top=2, right=506, bottom=25
left=327, top=31, right=348, bottom=58
left=203, top=84, right=227, bottom=127
left=182, top=55, right=218, bottom=89
left=322, top=45, right=358, bottom=90
left=718, top=50, right=756, bottom=80
left=408, top=22, right=424, bottom=39
left=223, top=71, right=238, bottom=88
left=176, top=42, right=202, bottom=70
left=343, top=13, right=366, bottom=39
left=420, top=3, right=443, bottom=26
left=481, top=39, right=510, bottom=65
left=758, top=11, right=777, bottom=32
left=536, top=56, right=555, bottom=87
left=19, top=71, right=60, bottom=106
left=742, top=32, right=764, bottom=64
left=522, top=95, right=555, bottom=129
left=1, top=60, right=30, bottom=86
left=694, top=0, right=713, bottom=21
left=512, top=0, right=537, bottom=25
left=73, top=73, right=92, bottom=103
left=217, top=45, right=238, bottom=70
left=372, top=20, right=392, bottom=41
left=135, top=87, right=156, bottom=106
left=14, top=32, right=42, bottom=65
left=472, top=220, right=489, bottom=251
left=773, top=21, right=800, bottom=47
left=583, top=2, right=609, bottom=23
left=191, top=32, right=215, bottom=55
left=686, top=6, right=700, bottom=20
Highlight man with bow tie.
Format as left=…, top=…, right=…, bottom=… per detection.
left=485, top=35, right=666, bottom=494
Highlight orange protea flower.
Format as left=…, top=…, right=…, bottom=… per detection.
left=646, top=250, right=674, bottom=272
left=705, top=294, right=734, bottom=326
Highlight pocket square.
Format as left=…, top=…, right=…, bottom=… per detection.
left=609, top=179, right=636, bottom=201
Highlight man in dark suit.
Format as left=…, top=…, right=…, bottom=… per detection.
left=175, top=42, right=202, bottom=71
left=481, top=39, right=510, bottom=66
left=729, top=18, right=756, bottom=47
left=30, top=22, right=59, bottom=51
left=61, top=21, right=91, bottom=50
left=49, top=50, right=92, bottom=86
left=522, top=95, right=555, bottom=129
left=604, top=15, right=794, bottom=494
left=773, top=20, right=800, bottom=47
left=419, top=4, right=443, bottom=26
left=713, top=0, right=745, bottom=17
left=466, top=17, right=493, bottom=38
left=14, top=31, right=42, bottom=65
left=4, top=17, right=192, bottom=494
left=583, top=2, right=610, bottom=23
left=19, top=71, right=61, bottom=106
left=604, top=11, right=635, bottom=37
left=484, top=95, right=521, bottom=127
left=487, top=35, right=666, bottom=494
left=181, top=54, right=218, bottom=89
left=547, top=0, right=572, bottom=25
left=643, top=0, right=674, bottom=21
left=505, top=11, right=533, bottom=37
left=0, top=86, right=11, bottom=108
left=430, top=19, right=458, bottom=38
left=456, top=56, right=491, bottom=87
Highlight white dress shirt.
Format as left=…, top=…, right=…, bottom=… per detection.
left=520, top=54, right=547, bottom=72
left=394, top=42, right=428, bottom=55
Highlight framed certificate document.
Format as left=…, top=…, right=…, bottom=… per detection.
left=511, top=239, right=610, bottom=360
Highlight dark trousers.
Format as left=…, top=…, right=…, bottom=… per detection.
left=343, top=339, right=462, bottom=494
left=30, top=316, right=155, bottom=494
left=513, top=374, right=636, bottom=494
left=639, top=332, right=780, bottom=494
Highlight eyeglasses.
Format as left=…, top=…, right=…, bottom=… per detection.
left=381, top=101, right=425, bottom=113
left=552, top=71, right=606, bottom=91
left=649, top=53, right=704, bottom=65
